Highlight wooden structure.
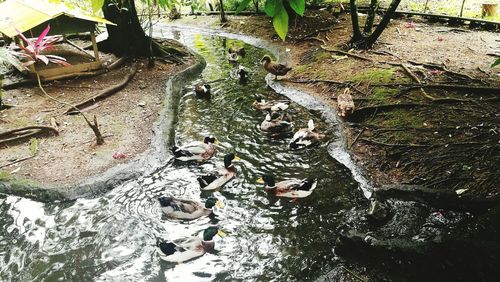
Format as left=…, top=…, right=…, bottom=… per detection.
left=0, top=0, right=115, bottom=80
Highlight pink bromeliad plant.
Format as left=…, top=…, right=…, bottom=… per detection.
left=15, top=24, right=70, bottom=67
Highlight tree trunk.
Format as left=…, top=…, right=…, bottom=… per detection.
left=364, top=0, right=379, bottom=33
left=253, top=0, right=259, bottom=12
left=219, top=0, right=227, bottom=22
left=349, top=0, right=365, bottom=43
left=101, top=0, right=150, bottom=57
left=349, top=0, right=401, bottom=49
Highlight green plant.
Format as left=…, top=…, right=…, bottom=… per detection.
left=492, top=58, right=500, bottom=68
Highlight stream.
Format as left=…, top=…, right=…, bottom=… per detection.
left=0, top=29, right=371, bottom=281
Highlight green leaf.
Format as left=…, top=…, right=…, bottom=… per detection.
left=264, top=0, right=279, bottom=17
left=91, top=0, right=105, bottom=13
left=236, top=0, right=252, bottom=14
left=289, top=0, right=305, bottom=16
left=492, top=58, right=500, bottom=68
left=272, top=1, right=288, bottom=41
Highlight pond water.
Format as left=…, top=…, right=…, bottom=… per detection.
left=0, top=30, right=367, bottom=281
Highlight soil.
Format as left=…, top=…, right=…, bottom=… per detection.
left=173, top=10, right=500, bottom=199
left=0, top=45, right=194, bottom=188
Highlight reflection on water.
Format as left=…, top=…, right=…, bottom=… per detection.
left=0, top=31, right=364, bottom=281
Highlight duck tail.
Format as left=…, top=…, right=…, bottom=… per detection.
left=157, top=239, right=177, bottom=255
left=299, top=178, right=318, bottom=191
left=171, top=146, right=188, bottom=158
left=197, top=174, right=218, bottom=188
left=158, top=196, right=173, bottom=207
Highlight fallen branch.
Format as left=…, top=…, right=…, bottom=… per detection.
left=350, top=103, right=426, bottom=120
left=360, top=137, right=431, bottom=147
left=287, top=78, right=346, bottom=85
left=0, top=155, right=34, bottom=169
left=297, top=27, right=335, bottom=41
left=66, top=66, right=138, bottom=114
left=349, top=128, right=365, bottom=149
left=0, top=126, right=58, bottom=146
left=407, top=60, right=477, bottom=81
left=320, top=45, right=373, bottom=62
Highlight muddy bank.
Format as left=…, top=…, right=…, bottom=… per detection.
left=0, top=47, right=205, bottom=201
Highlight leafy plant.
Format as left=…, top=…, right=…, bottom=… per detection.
left=237, top=0, right=304, bottom=40
left=492, top=58, right=500, bottom=68
left=15, top=25, right=70, bottom=67
left=0, top=47, right=26, bottom=73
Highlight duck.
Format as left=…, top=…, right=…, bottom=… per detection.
left=256, top=174, right=318, bottom=198
left=229, top=45, right=245, bottom=56
left=158, top=196, right=224, bottom=220
left=171, top=136, right=217, bottom=162
left=194, top=83, right=211, bottom=99
left=260, top=112, right=292, bottom=134
left=228, top=52, right=239, bottom=63
left=157, top=226, right=225, bottom=263
left=253, top=96, right=289, bottom=111
left=289, top=119, right=324, bottom=150
left=261, top=55, right=292, bottom=80
left=198, top=153, right=240, bottom=191
left=237, top=65, right=249, bottom=83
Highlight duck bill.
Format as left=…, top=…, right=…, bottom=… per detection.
left=234, top=156, right=241, bottom=161
left=256, top=177, right=265, bottom=184
left=215, top=200, right=224, bottom=209
left=217, top=230, right=226, bottom=237
left=214, top=138, right=219, bottom=145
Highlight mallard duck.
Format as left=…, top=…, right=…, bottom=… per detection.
left=158, top=196, right=224, bottom=220
left=194, top=83, right=211, bottom=99
left=228, top=52, right=239, bottom=63
left=260, top=112, right=292, bottom=133
left=257, top=174, right=318, bottom=198
left=157, top=226, right=225, bottom=263
left=289, top=119, right=324, bottom=150
left=171, top=136, right=217, bottom=162
left=253, top=96, right=289, bottom=111
left=229, top=46, right=245, bottom=56
left=261, top=55, right=292, bottom=79
left=237, top=65, right=249, bottom=83
left=198, top=153, right=240, bottom=191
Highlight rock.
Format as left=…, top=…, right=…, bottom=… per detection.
left=367, top=199, right=390, bottom=221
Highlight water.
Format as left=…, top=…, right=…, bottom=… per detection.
left=0, top=31, right=366, bottom=281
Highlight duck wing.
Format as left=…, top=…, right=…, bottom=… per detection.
left=177, top=141, right=208, bottom=155
left=275, top=179, right=317, bottom=198
left=201, top=171, right=235, bottom=191
left=271, top=63, right=292, bottom=75
left=158, top=237, right=205, bottom=263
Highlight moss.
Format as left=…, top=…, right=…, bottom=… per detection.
left=353, top=68, right=400, bottom=84
left=369, top=87, right=399, bottom=101
left=314, top=51, right=332, bottom=61
left=0, top=169, right=10, bottom=181
left=378, top=109, right=426, bottom=128
left=293, top=64, right=312, bottom=74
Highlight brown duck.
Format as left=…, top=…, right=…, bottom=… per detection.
left=261, top=55, right=292, bottom=79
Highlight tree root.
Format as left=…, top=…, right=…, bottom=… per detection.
left=0, top=126, right=58, bottom=146
left=0, top=155, right=34, bottom=169
left=66, top=66, right=138, bottom=114
left=320, top=45, right=373, bottom=61
left=350, top=103, right=426, bottom=120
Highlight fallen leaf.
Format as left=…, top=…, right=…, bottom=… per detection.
left=113, top=152, right=127, bottom=159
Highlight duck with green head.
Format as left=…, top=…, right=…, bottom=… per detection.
left=198, top=153, right=240, bottom=191
left=157, top=226, right=226, bottom=263
left=158, top=196, right=224, bottom=220
left=257, top=174, right=317, bottom=198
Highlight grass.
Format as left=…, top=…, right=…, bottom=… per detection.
left=353, top=68, right=399, bottom=84
left=369, top=87, right=399, bottom=101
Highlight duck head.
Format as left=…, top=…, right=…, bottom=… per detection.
left=270, top=111, right=281, bottom=120
left=203, top=226, right=226, bottom=241
left=205, top=197, right=224, bottom=209
left=158, top=196, right=173, bottom=207
left=203, top=136, right=217, bottom=144
left=261, top=55, right=272, bottom=65
left=256, top=174, right=276, bottom=187
left=224, top=153, right=240, bottom=168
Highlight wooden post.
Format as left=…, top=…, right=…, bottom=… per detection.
left=90, top=30, right=100, bottom=65
left=459, top=0, right=465, bottom=17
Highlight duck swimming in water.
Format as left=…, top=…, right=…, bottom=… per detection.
left=260, top=112, right=293, bottom=134
left=157, top=226, right=225, bottom=263
left=237, top=65, right=249, bottom=83
left=261, top=55, right=292, bottom=80
left=158, top=196, right=224, bottom=220
left=253, top=96, right=289, bottom=111
left=171, top=136, right=217, bottom=162
left=194, top=83, right=211, bottom=99
left=228, top=52, right=239, bottom=63
left=289, top=119, right=324, bottom=150
left=257, top=174, right=318, bottom=199
left=229, top=45, right=245, bottom=56
left=198, top=153, right=240, bottom=191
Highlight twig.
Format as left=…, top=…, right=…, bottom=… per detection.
left=349, top=128, right=365, bottom=149
left=360, top=138, right=431, bottom=147
left=0, top=156, right=34, bottom=169
left=320, top=45, right=373, bottom=62
left=341, top=266, right=368, bottom=282
left=0, top=126, right=58, bottom=145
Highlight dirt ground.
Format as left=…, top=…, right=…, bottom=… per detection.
left=174, top=10, right=499, bottom=198
left=0, top=48, right=193, bottom=187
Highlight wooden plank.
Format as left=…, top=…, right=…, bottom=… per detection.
left=35, top=61, right=101, bottom=79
